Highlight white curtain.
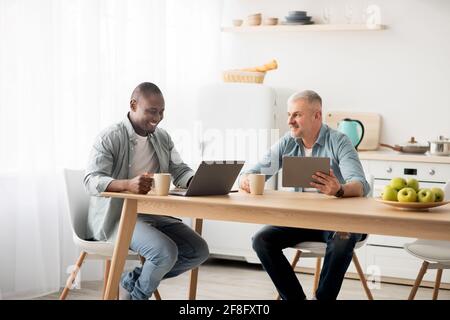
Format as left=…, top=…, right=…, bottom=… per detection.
left=0, top=0, right=223, bottom=299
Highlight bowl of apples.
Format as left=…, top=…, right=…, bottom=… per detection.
left=375, top=177, right=449, bottom=210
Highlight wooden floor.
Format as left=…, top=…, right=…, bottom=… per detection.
left=39, top=258, right=450, bottom=300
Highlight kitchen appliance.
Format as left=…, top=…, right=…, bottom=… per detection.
left=429, top=136, right=450, bottom=156
left=325, top=111, right=381, bottom=150
left=380, top=137, right=429, bottom=154
left=337, top=118, right=365, bottom=149
left=196, top=83, right=277, bottom=263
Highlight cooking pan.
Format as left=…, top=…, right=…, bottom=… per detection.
left=429, top=136, right=450, bottom=156
left=380, top=137, right=429, bottom=154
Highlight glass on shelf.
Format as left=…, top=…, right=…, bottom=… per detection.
left=322, top=7, right=333, bottom=24
left=364, top=4, right=382, bottom=29
left=345, top=4, right=353, bottom=24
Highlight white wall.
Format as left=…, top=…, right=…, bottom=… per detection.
left=220, top=0, right=450, bottom=144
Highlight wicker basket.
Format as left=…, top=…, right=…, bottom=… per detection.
left=222, top=70, right=266, bottom=84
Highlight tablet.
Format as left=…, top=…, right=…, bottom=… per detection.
left=282, top=156, right=331, bottom=188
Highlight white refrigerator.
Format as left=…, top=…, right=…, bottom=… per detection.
left=195, top=83, right=278, bottom=263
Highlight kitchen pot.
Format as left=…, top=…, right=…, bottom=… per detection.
left=429, top=136, right=450, bottom=156
left=337, top=118, right=365, bottom=149
left=380, top=137, right=429, bottom=154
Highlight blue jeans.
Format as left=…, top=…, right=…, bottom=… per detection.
left=120, top=214, right=209, bottom=300
left=252, top=226, right=364, bottom=300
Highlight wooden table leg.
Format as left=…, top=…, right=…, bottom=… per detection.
left=104, top=198, right=138, bottom=300
left=188, top=218, right=203, bottom=300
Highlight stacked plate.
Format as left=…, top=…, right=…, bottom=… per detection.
left=284, top=10, right=314, bottom=25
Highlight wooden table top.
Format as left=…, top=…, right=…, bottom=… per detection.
left=101, top=190, right=450, bottom=241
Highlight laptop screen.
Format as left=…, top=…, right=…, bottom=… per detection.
left=176, top=161, right=244, bottom=196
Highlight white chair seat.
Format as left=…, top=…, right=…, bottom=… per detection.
left=293, top=237, right=367, bottom=255
left=293, top=241, right=327, bottom=254
left=404, top=239, right=450, bottom=264
left=74, top=236, right=138, bottom=258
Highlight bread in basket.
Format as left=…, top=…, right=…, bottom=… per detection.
left=222, top=59, right=277, bottom=84
left=222, top=70, right=266, bottom=83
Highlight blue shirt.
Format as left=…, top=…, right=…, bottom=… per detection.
left=242, top=124, right=370, bottom=196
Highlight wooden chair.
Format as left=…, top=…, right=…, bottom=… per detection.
left=276, top=235, right=373, bottom=300
left=404, top=240, right=450, bottom=300
left=404, top=182, right=450, bottom=300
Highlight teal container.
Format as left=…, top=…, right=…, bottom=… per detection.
left=337, top=118, right=365, bottom=149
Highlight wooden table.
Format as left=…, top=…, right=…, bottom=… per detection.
left=101, top=190, right=450, bottom=300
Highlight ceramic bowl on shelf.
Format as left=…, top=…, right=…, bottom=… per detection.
left=282, top=21, right=314, bottom=25
left=263, top=17, right=278, bottom=26
left=247, top=18, right=262, bottom=26
left=248, top=13, right=262, bottom=19
left=232, top=19, right=243, bottom=27
left=288, top=11, right=307, bottom=17
left=285, top=15, right=312, bottom=22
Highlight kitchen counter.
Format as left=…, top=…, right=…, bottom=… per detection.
left=358, top=148, right=450, bottom=164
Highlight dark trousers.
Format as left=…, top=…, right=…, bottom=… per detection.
left=252, top=226, right=364, bottom=300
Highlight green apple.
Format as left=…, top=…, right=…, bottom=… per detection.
left=406, top=178, right=420, bottom=192
left=390, top=177, right=407, bottom=191
left=431, top=188, right=445, bottom=202
left=381, top=186, right=398, bottom=201
left=397, top=187, right=417, bottom=202
left=417, top=188, right=436, bottom=203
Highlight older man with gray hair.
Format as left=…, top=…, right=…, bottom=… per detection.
left=239, top=90, right=370, bottom=300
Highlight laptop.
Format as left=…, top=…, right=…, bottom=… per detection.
left=169, top=160, right=245, bottom=196
left=282, top=156, right=330, bottom=188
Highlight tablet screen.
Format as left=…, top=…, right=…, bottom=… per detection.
left=282, top=156, right=331, bottom=188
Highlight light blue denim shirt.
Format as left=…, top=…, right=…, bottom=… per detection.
left=242, top=124, right=370, bottom=196
left=84, top=115, right=194, bottom=241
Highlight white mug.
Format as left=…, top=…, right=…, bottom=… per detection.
left=153, top=173, right=171, bottom=196
left=249, top=174, right=265, bottom=195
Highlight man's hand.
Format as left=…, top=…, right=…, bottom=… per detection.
left=239, top=174, right=251, bottom=193
left=310, top=169, right=341, bottom=196
left=127, top=173, right=154, bottom=194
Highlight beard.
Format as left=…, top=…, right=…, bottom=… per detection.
left=290, top=127, right=303, bottom=138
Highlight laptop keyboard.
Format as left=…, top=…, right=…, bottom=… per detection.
left=169, top=188, right=188, bottom=196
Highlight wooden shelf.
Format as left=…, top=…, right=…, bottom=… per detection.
left=221, top=24, right=387, bottom=33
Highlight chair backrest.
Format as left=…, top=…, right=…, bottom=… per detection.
left=63, top=169, right=90, bottom=240
left=366, top=173, right=374, bottom=198
left=444, top=181, right=450, bottom=201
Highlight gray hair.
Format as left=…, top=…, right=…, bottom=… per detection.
left=287, top=90, right=322, bottom=108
